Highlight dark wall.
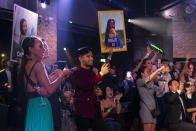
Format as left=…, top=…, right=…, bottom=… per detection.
left=0, top=0, right=37, bottom=12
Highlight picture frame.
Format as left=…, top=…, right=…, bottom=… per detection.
left=98, top=10, right=127, bottom=53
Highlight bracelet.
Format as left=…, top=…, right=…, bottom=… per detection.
left=116, top=101, right=120, bottom=105
left=99, top=72, right=104, bottom=77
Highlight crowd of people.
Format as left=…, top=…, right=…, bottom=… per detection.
left=1, top=36, right=196, bottom=131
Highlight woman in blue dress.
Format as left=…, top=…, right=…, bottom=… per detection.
left=104, top=19, right=123, bottom=49
left=18, top=37, right=72, bottom=131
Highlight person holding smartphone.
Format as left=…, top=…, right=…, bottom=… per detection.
left=70, top=47, right=109, bottom=131
left=137, top=66, right=168, bottom=131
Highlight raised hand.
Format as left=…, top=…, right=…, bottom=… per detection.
left=154, top=50, right=159, bottom=55
left=157, top=66, right=165, bottom=72
left=101, top=63, right=109, bottom=75
left=147, top=46, right=152, bottom=55
left=144, top=46, right=152, bottom=59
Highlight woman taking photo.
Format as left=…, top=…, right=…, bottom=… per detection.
left=18, top=37, right=72, bottom=131
left=136, top=66, right=169, bottom=131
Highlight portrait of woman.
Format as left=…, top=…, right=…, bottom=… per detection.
left=104, top=19, right=123, bottom=49
left=19, top=18, right=28, bottom=45
left=11, top=5, right=38, bottom=61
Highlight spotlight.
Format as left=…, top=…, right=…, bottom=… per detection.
left=40, top=0, right=50, bottom=8
left=40, top=2, right=46, bottom=9
left=128, top=18, right=132, bottom=23
left=69, top=21, right=73, bottom=24
left=40, top=0, right=50, bottom=4
left=164, top=10, right=170, bottom=17
left=1, top=53, right=5, bottom=58
left=64, top=48, right=67, bottom=51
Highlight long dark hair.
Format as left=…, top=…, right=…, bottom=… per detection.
left=142, top=58, right=151, bottom=67
left=104, top=19, right=115, bottom=46
left=101, top=86, right=113, bottom=100
left=137, top=66, right=147, bottom=79
left=17, top=37, right=37, bottom=115
left=20, top=18, right=27, bottom=35
left=18, top=37, right=36, bottom=89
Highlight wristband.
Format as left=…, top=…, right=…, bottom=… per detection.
left=99, top=72, right=104, bottom=77
left=107, top=109, right=111, bottom=113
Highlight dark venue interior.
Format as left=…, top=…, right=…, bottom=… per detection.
left=1, top=0, right=196, bottom=131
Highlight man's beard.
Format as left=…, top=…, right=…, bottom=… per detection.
left=84, top=62, right=93, bottom=68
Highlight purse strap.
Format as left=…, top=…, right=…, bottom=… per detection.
left=140, top=98, right=152, bottom=112
left=140, top=92, right=158, bottom=112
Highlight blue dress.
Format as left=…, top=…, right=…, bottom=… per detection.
left=25, top=95, right=54, bottom=131
left=105, top=35, right=123, bottom=48
left=24, top=61, right=54, bottom=131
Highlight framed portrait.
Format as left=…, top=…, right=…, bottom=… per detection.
left=10, top=4, right=38, bottom=62
left=98, top=10, right=127, bottom=53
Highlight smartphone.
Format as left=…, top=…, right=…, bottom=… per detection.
left=52, top=64, right=58, bottom=70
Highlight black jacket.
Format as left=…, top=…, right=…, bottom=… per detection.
left=164, top=91, right=187, bottom=124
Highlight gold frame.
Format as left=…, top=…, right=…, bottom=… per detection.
left=98, top=10, right=127, bottom=53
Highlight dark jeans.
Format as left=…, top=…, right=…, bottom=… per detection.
left=76, top=117, right=105, bottom=131
left=168, top=121, right=196, bottom=131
